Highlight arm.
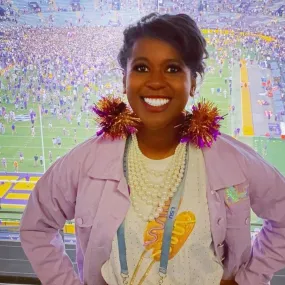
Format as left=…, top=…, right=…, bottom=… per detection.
left=20, top=152, right=82, bottom=285
left=235, top=147, right=285, bottom=285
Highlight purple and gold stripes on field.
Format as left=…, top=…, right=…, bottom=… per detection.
left=0, top=173, right=42, bottom=209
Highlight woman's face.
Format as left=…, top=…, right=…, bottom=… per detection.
left=124, top=37, right=194, bottom=130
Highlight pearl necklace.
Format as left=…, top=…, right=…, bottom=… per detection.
left=127, top=134, right=187, bottom=222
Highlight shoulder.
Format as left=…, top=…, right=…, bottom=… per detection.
left=52, top=135, right=125, bottom=175
left=64, top=135, right=125, bottom=163
left=210, top=133, right=262, bottom=164
left=65, top=135, right=100, bottom=160
left=212, top=134, right=284, bottom=189
left=202, top=133, right=278, bottom=190
left=36, top=136, right=111, bottom=197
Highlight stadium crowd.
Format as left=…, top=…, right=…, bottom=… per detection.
left=0, top=0, right=284, bottom=172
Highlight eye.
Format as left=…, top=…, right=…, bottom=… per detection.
left=166, top=64, right=182, bottom=73
left=133, top=64, right=149, bottom=72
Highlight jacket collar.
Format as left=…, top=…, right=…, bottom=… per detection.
left=87, top=136, right=126, bottom=181
left=87, top=134, right=246, bottom=192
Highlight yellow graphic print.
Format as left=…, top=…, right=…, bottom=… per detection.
left=129, top=201, right=196, bottom=285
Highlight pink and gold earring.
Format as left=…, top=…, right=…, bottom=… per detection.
left=92, top=95, right=140, bottom=140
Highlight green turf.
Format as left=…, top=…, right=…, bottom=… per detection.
left=0, top=79, right=97, bottom=173
left=0, top=120, right=95, bottom=173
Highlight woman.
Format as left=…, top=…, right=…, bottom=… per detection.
left=20, top=13, right=285, bottom=285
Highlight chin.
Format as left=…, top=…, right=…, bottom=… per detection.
left=139, top=117, right=175, bottom=131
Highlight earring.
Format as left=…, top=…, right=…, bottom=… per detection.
left=92, top=95, right=140, bottom=140
left=180, top=99, right=225, bottom=148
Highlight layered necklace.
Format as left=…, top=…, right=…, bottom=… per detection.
left=127, top=134, right=187, bottom=222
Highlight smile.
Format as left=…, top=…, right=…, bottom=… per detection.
left=142, top=97, right=170, bottom=107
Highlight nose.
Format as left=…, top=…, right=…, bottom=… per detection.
left=145, top=70, right=167, bottom=90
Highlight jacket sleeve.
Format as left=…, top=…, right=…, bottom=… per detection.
left=235, top=145, right=285, bottom=285
left=20, top=151, right=82, bottom=285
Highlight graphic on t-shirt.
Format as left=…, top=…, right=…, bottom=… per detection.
left=144, top=211, right=196, bottom=260
left=129, top=200, right=196, bottom=284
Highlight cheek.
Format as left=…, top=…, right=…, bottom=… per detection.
left=173, top=81, right=191, bottom=103
left=126, top=88, right=139, bottom=113
left=126, top=74, right=139, bottom=94
left=126, top=75, right=142, bottom=104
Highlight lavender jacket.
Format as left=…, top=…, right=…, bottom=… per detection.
left=20, top=134, right=285, bottom=285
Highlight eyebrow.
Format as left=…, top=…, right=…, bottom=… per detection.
left=131, top=57, right=184, bottom=65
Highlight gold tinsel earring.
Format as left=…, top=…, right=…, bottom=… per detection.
left=92, top=95, right=140, bottom=140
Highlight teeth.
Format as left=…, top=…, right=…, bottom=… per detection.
left=143, top=98, right=170, bottom=107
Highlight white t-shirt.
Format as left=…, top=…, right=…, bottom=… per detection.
left=101, top=145, right=223, bottom=285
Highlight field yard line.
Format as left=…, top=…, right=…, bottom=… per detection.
left=0, top=145, right=72, bottom=149
left=3, top=158, right=55, bottom=162
left=0, top=171, right=43, bottom=175
left=0, top=134, right=90, bottom=139
left=10, top=135, right=34, bottom=162
left=16, top=125, right=94, bottom=129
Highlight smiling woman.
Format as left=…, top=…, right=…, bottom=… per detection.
left=20, top=12, right=285, bottom=285
left=118, top=13, right=208, bottom=159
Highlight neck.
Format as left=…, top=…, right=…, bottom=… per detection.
left=136, top=117, right=183, bottom=160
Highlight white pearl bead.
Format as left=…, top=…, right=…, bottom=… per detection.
left=158, top=207, right=163, bottom=213
left=162, top=196, right=168, bottom=202
left=154, top=213, right=160, bottom=219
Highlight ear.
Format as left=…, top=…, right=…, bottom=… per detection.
left=190, top=77, right=197, bottom=97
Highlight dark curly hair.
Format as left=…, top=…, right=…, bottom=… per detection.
left=117, top=13, right=209, bottom=79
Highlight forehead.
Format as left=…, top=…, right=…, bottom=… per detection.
left=129, top=37, right=183, bottom=62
